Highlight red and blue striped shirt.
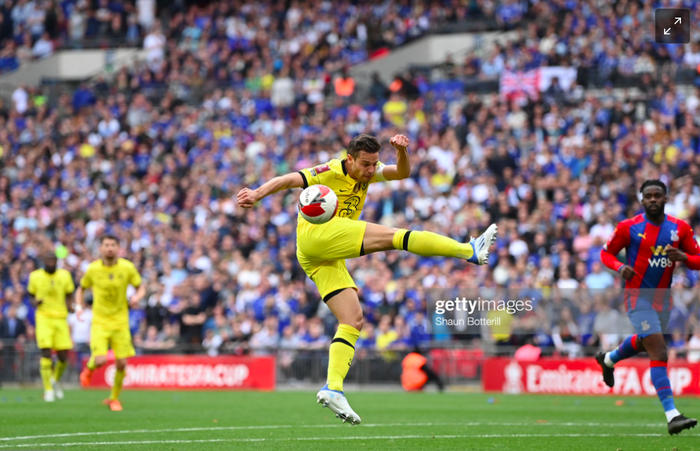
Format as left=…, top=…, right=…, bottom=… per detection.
left=601, top=214, right=700, bottom=311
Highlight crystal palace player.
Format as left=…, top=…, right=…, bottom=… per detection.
left=238, top=134, right=497, bottom=425
left=598, top=180, right=698, bottom=435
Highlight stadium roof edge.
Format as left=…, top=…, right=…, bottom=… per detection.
left=0, top=48, right=146, bottom=89
left=350, top=31, right=519, bottom=85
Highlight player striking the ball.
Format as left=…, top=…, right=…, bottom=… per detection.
left=77, top=235, right=145, bottom=411
left=238, top=133, right=497, bottom=425
left=598, top=180, right=697, bottom=435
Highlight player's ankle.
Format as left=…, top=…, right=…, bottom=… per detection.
left=604, top=352, right=615, bottom=368
left=666, top=409, right=681, bottom=422
left=465, top=242, right=479, bottom=264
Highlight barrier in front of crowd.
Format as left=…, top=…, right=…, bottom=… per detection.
left=88, top=355, right=276, bottom=390
left=2, top=339, right=699, bottom=394
left=482, top=357, right=700, bottom=396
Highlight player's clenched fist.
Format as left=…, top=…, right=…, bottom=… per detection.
left=665, top=246, right=688, bottom=263
left=237, top=187, right=260, bottom=208
left=619, top=265, right=637, bottom=280
left=390, top=134, right=409, bottom=152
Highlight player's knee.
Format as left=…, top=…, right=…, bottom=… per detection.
left=655, top=349, right=669, bottom=362
left=94, top=356, right=107, bottom=367
left=352, top=315, right=364, bottom=332
left=116, top=359, right=127, bottom=371
left=57, top=351, right=68, bottom=362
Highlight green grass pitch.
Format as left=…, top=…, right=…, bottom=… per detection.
left=0, top=389, right=698, bottom=450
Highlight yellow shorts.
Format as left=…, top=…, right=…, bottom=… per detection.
left=35, top=315, right=72, bottom=351
left=296, top=216, right=367, bottom=300
left=90, top=326, right=135, bottom=359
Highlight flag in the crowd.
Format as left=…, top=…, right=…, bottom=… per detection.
left=500, top=69, right=540, bottom=101
left=500, top=67, right=577, bottom=101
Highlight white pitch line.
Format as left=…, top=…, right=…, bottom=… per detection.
left=0, top=433, right=675, bottom=448
left=0, top=422, right=671, bottom=443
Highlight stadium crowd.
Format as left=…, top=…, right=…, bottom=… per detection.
left=435, top=0, right=700, bottom=83
left=1, top=0, right=700, bottom=365
left=0, top=0, right=518, bottom=76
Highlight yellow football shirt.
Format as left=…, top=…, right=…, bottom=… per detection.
left=298, top=158, right=386, bottom=221
left=80, top=258, right=142, bottom=330
left=28, top=268, right=75, bottom=319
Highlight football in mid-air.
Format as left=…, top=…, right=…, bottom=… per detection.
left=298, top=185, right=338, bottom=224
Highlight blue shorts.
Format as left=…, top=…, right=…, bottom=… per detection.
left=627, top=307, right=670, bottom=338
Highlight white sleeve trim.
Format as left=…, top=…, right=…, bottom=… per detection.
left=374, top=164, right=387, bottom=182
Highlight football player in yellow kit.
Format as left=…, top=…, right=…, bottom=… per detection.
left=76, top=235, right=145, bottom=411
left=238, top=134, right=497, bottom=424
left=28, top=253, right=75, bottom=402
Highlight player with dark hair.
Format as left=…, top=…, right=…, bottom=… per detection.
left=27, top=252, right=75, bottom=402
left=238, top=133, right=497, bottom=425
left=598, top=180, right=698, bottom=435
left=76, top=235, right=146, bottom=411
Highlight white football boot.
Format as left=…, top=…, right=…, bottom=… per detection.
left=51, top=377, right=64, bottom=400
left=467, top=223, right=498, bottom=265
left=316, top=385, right=361, bottom=425
left=44, top=389, right=55, bottom=402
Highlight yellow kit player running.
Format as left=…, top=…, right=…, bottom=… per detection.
left=28, top=253, right=75, bottom=402
left=238, top=133, right=497, bottom=425
left=76, top=235, right=145, bottom=411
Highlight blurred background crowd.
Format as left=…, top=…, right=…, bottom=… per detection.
left=1, top=0, right=700, bottom=367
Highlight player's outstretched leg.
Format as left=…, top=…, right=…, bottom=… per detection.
left=317, top=289, right=362, bottom=425
left=362, top=223, right=498, bottom=264
left=393, top=224, right=498, bottom=264
left=595, top=334, right=643, bottom=388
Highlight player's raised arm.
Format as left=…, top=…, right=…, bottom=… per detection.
left=601, top=223, right=636, bottom=280
left=378, top=134, right=411, bottom=181
left=237, top=172, right=305, bottom=208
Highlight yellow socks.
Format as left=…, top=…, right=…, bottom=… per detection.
left=53, top=360, right=67, bottom=382
left=86, top=356, right=96, bottom=371
left=40, top=357, right=53, bottom=391
left=392, top=229, right=475, bottom=260
left=110, top=369, right=126, bottom=401
left=327, top=324, right=360, bottom=392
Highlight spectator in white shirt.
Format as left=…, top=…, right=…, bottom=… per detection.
left=590, top=214, right=614, bottom=244
left=98, top=111, right=120, bottom=138
left=32, top=32, right=53, bottom=59
left=143, top=22, right=166, bottom=71
left=12, top=85, right=28, bottom=114
left=270, top=68, right=295, bottom=108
